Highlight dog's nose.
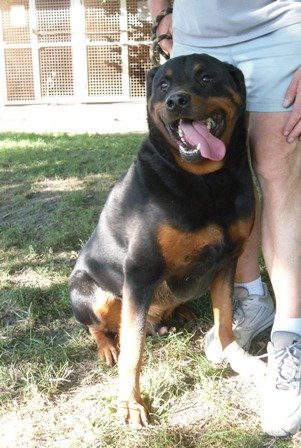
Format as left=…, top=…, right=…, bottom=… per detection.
left=165, top=93, right=190, bottom=111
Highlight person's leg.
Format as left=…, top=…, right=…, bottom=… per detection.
left=249, top=112, right=301, bottom=317
left=229, top=22, right=301, bottom=351
left=235, top=188, right=261, bottom=283
left=249, top=112, right=301, bottom=436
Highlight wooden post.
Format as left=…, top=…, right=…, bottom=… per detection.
left=120, top=0, right=130, bottom=100
left=71, top=0, right=87, bottom=103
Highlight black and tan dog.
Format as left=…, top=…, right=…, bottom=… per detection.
left=69, top=54, right=256, bottom=426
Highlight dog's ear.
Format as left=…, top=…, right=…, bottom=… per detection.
left=226, top=64, right=246, bottom=100
left=146, top=66, right=160, bottom=100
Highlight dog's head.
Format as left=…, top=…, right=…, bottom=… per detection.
left=147, top=54, right=246, bottom=174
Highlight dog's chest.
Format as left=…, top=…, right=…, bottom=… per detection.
left=157, top=223, right=225, bottom=271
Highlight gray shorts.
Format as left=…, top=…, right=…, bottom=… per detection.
left=172, top=23, right=301, bottom=112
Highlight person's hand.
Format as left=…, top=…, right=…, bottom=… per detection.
left=283, top=66, right=301, bottom=143
left=156, top=12, right=173, bottom=55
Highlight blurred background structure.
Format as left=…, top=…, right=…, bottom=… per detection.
left=0, top=0, right=153, bottom=106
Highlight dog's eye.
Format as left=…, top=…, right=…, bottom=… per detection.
left=159, top=81, right=169, bottom=92
left=201, top=74, right=213, bottom=83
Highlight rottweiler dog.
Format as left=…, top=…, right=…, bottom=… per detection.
left=69, top=54, right=256, bottom=426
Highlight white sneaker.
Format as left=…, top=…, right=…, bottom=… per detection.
left=204, top=283, right=275, bottom=364
left=261, top=331, right=301, bottom=436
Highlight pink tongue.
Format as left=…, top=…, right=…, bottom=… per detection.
left=179, top=120, right=226, bottom=161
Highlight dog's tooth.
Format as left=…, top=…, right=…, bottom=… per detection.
left=206, top=118, right=214, bottom=131
left=196, top=143, right=201, bottom=150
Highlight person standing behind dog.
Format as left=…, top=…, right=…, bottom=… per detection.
left=148, top=0, right=301, bottom=437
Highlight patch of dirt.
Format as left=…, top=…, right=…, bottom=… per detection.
left=0, top=379, right=117, bottom=448
left=168, top=373, right=261, bottom=430
left=10, top=268, right=52, bottom=288
left=33, top=178, right=86, bottom=193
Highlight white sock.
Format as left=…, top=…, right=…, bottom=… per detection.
left=271, top=315, right=301, bottom=338
left=235, top=276, right=265, bottom=296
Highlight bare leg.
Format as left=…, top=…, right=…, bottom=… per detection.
left=249, top=112, right=301, bottom=317
left=235, top=189, right=262, bottom=283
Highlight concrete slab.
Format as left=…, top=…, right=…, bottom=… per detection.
left=0, top=102, right=148, bottom=134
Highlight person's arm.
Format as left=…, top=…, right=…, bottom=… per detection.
left=283, top=66, right=301, bottom=142
left=148, top=0, right=173, bottom=54
left=148, top=0, right=171, bottom=18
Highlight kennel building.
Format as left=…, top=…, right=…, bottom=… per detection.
left=0, top=0, right=154, bottom=105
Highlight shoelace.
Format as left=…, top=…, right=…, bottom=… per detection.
left=232, top=298, right=248, bottom=325
left=275, top=342, right=301, bottom=392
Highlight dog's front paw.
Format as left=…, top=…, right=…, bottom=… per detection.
left=223, top=341, right=267, bottom=376
left=117, top=399, right=149, bottom=427
left=98, top=338, right=119, bottom=367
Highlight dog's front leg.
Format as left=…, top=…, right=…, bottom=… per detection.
left=210, top=261, right=237, bottom=351
left=117, top=282, right=151, bottom=427
left=210, top=261, right=266, bottom=375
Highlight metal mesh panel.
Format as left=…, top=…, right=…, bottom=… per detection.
left=36, top=0, right=71, bottom=43
left=127, top=1, right=152, bottom=98
left=127, top=0, right=152, bottom=41
left=1, top=0, right=154, bottom=103
left=87, top=45, right=122, bottom=96
left=39, top=47, right=74, bottom=96
left=1, top=0, right=30, bottom=44
left=128, top=44, right=151, bottom=98
left=85, top=0, right=120, bottom=42
left=4, top=48, right=34, bottom=101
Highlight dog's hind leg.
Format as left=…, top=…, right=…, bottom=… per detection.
left=147, top=281, right=197, bottom=335
left=69, top=270, right=121, bottom=366
left=89, top=292, right=121, bottom=367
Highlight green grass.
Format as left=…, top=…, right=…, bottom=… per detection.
left=0, top=132, right=295, bottom=448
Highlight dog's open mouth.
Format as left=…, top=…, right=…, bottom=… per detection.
left=168, top=110, right=226, bottom=162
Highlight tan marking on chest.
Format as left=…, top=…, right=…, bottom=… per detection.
left=158, top=223, right=224, bottom=269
